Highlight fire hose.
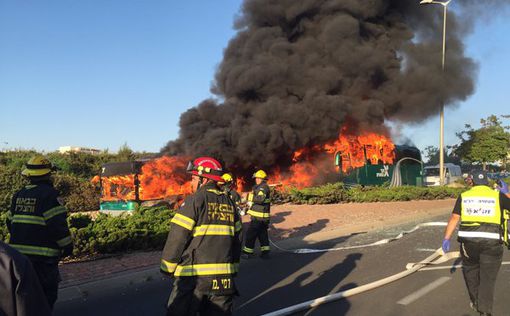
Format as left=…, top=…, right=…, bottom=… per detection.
left=260, top=249, right=460, bottom=316
left=256, top=222, right=461, bottom=315
left=269, top=222, right=448, bottom=254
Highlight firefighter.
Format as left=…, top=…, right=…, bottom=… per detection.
left=242, top=169, right=271, bottom=259
left=219, top=173, right=243, bottom=215
left=442, top=170, right=510, bottom=316
left=160, top=157, right=242, bottom=316
left=0, top=240, right=52, bottom=316
left=6, top=155, right=73, bottom=310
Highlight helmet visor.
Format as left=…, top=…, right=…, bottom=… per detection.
left=186, top=161, right=195, bottom=173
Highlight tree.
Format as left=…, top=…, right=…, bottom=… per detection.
left=422, top=145, right=461, bottom=166
left=116, top=143, right=135, bottom=162
left=454, top=115, right=510, bottom=170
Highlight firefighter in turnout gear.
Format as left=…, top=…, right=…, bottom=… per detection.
left=442, top=170, right=510, bottom=316
left=6, top=155, right=73, bottom=310
left=219, top=173, right=243, bottom=216
left=160, top=157, right=242, bottom=316
left=242, top=170, right=271, bottom=259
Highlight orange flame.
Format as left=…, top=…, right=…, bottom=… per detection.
left=92, top=131, right=396, bottom=198
left=94, top=156, right=192, bottom=202
left=139, top=156, right=192, bottom=199
left=325, top=132, right=395, bottom=173
left=269, top=130, right=395, bottom=189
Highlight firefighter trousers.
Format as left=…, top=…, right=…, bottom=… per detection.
left=460, top=240, right=503, bottom=314
left=31, top=260, right=61, bottom=310
left=243, top=218, right=270, bottom=254
left=166, top=277, right=234, bottom=316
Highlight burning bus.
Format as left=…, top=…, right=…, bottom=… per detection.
left=94, top=157, right=191, bottom=212
left=270, top=132, right=424, bottom=188
left=94, top=133, right=423, bottom=213
left=328, top=132, right=423, bottom=186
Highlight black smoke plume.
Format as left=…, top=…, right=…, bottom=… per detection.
left=161, top=0, right=506, bottom=176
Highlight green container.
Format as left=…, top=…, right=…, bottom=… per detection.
left=100, top=201, right=138, bottom=212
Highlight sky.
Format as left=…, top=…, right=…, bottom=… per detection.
left=0, top=1, right=509, bottom=154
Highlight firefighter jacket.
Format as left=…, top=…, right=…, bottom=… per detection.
left=458, top=185, right=506, bottom=243
left=247, top=181, right=271, bottom=220
left=6, top=181, right=73, bottom=261
left=160, top=182, right=242, bottom=278
left=226, top=188, right=241, bottom=207
left=225, top=187, right=242, bottom=215
left=0, top=241, right=52, bottom=316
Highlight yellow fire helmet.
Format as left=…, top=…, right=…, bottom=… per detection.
left=221, top=173, right=234, bottom=184
left=252, top=169, right=268, bottom=180
left=21, top=155, right=53, bottom=177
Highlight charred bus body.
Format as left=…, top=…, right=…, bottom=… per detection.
left=97, top=160, right=184, bottom=212
left=334, top=145, right=423, bottom=186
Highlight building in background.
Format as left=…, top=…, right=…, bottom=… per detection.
left=59, top=146, right=102, bottom=155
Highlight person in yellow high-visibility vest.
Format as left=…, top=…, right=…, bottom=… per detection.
left=242, top=170, right=271, bottom=259
left=442, top=170, right=510, bottom=316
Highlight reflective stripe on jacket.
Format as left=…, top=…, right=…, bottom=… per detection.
left=459, top=185, right=503, bottom=241
left=247, top=182, right=270, bottom=220
left=6, top=182, right=73, bottom=260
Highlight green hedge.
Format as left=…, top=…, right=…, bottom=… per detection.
left=69, top=206, right=174, bottom=256
left=275, top=183, right=465, bottom=204
left=0, top=206, right=174, bottom=256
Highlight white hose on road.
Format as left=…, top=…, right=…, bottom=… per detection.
left=270, top=222, right=447, bottom=254
left=261, top=249, right=454, bottom=316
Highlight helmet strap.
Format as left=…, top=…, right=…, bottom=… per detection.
left=197, top=177, right=205, bottom=190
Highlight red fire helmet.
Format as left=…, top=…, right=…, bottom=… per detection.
left=186, top=157, right=223, bottom=182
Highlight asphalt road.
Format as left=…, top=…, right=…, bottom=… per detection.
left=54, top=219, right=510, bottom=316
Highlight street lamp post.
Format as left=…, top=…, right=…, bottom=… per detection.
left=420, top=0, right=452, bottom=186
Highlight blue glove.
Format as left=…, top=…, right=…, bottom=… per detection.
left=442, top=239, right=450, bottom=253
left=498, top=180, right=509, bottom=194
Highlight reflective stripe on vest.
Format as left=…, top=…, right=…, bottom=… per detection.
left=9, top=244, right=60, bottom=257
left=171, top=213, right=196, bottom=231
left=193, top=224, right=235, bottom=237
left=56, top=235, right=72, bottom=247
left=174, top=263, right=237, bottom=277
left=43, top=206, right=67, bottom=221
left=11, top=214, right=46, bottom=226
left=458, top=231, right=500, bottom=239
left=247, top=210, right=270, bottom=218
left=161, top=259, right=178, bottom=274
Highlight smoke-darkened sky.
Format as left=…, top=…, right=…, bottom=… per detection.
left=162, top=0, right=508, bottom=173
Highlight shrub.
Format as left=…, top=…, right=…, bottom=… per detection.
left=0, top=165, right=28, bottom=213
left=0, top=212, right=9, bottom=242
left=53, top=173, right=100, bottom=212
left=68, top=206, right=174, bottom=256
left=276, top=184, right=465, bottom=205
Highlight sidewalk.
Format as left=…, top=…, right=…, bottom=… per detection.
left=59, top=199, right=455, bottom=288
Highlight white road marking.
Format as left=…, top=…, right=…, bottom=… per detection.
left=397, top=277, right=451, bottom=306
